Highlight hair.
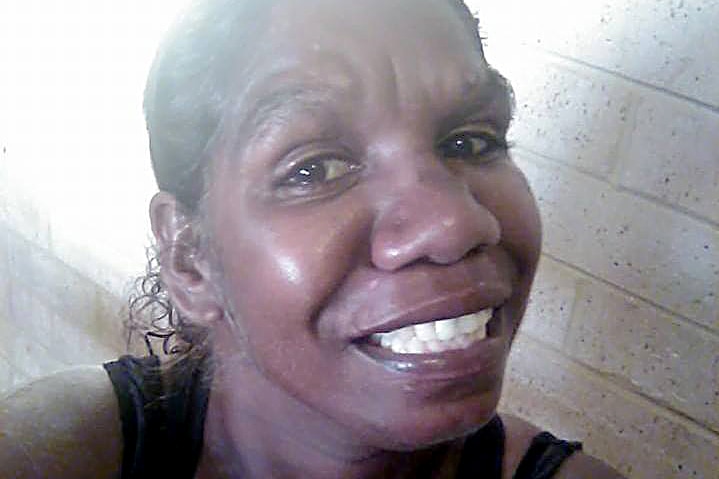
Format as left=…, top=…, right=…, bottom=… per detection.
left=127, top=0, right=488, bottom=360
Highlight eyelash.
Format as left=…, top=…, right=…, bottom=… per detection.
left=278, top=154, right=363, bottom=190
left=437, top=130, right=508, bottom=162
left=274, top=129, right=507, bottom=198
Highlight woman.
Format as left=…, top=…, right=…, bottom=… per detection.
left=0, top=0, right=624, bottom=477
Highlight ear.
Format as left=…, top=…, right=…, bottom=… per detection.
left=149, top=191, right=223, bottom=326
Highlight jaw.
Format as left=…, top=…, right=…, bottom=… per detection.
left=208, top=304, right=518, bottom=455
left=204, top=249, right=532, bottom=456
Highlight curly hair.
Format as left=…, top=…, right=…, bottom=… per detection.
left=127, top=0, right=488, bottom=360
left=127, top=246, right=192, bottom=357
left=127, top=0, right=266, bottom=359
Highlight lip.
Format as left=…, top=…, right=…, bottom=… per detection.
left=317, top=247, right=517, bottom=341
left=353, top=295, right=505, bottom=338
left=353, top=307, right=509, bottom=379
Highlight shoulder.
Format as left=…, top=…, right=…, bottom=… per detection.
left=0, top=365, right=123, bottom=479
left=500, top=413, right=625, bottom=479
left=552, top=452, right=626, bottom=479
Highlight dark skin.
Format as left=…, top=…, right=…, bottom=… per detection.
left=149, top=0, right=623, bottom=477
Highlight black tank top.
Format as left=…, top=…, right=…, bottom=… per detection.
left=104, top=355, right=581, bottom=479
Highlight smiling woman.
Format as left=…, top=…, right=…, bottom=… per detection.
left=0, top=0, right=625, bottom=478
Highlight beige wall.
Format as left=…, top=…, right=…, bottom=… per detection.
left=471, top=0, right=719, bottom=477
left=1, top=1, right=717, bottom=478
left=0, top=1, right=173, bottom=390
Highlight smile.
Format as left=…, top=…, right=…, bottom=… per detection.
left=352, top=305, right=509, bottom=379
left=368, top=308, right=494, bottom=354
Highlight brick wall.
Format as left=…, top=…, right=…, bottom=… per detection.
left=469, top=0, right=719, bottom=477
left=1, top=1, right=718, bottom=478
left=0, top=1, right=167, bottom=391
left=0, top=223, right=126, bottom=389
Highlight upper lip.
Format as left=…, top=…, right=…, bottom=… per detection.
left=316, top=247, right=516, bottom=341
left=355, top=293, right=505, bottom=339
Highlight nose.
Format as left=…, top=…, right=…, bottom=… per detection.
left=370, top=172, right=501, bottom=271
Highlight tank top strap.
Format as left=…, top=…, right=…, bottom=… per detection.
left=162, top=355, right=212, bottom=478
left=456, top=415, right=505, bottom=479
left=104, top=354, right=211, bottom=479
left=103, top=355, right=166, bottom=479
left=456, top=415, right=582, bottom=479
left=512, top=431, right=582, bottom=479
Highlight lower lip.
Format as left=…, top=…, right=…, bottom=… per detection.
left=353, top=309, right=509, bottom=380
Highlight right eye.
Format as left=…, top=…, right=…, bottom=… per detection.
left=281, top=156, right=362, bottom=187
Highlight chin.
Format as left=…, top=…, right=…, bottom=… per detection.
left=361, top=386, right=504, bottom=451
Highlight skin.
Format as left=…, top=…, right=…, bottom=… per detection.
left=147, top=0, right=623, bottom=478
left=0, top=367, right=123, bottom=479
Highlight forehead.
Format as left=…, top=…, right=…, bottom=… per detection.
left=224, top=0, right=505, bottom=144
left=267, top=0, right=479, bottom=52
left=265, top=0, right=483, bottom=85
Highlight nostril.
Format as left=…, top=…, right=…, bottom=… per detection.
left=426, top=241, right=486, bottom=266
left=468, top=244, right=488, bottom=256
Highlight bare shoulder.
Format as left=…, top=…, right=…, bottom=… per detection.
left=0, top=365, right=122, bottom=479
left=553, top=451, right=625, bottom=479
left=500, top=413, right=625, bottom=479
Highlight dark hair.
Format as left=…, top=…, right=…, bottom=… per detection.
left=128, top=0, right=267, bottom=358
left=128, top=0, right=487, bottom=359
left=143, top=0, right=269, bottom=210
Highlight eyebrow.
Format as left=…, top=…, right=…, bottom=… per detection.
left=233, top=67, right=515, bottom=148
left=447, top=69, right=515, bottom=129
left=235, top=83, right=346, bottom=146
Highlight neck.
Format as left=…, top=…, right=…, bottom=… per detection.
left=194, top=360, right=464, bottom=479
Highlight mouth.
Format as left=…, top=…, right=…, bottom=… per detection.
left=319, top=251, right=518, bottom=379
left=363, top=307, right=499, bottom=355
left=350, top=304, right=509, bottom=380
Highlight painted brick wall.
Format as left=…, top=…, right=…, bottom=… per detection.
left=1, top=1, right=718, bottom=478
left=468, top=0, right=719, bottom=477
left=0, top=1, right=167, bottom=391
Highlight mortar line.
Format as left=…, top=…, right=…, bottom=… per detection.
left=541, top=252, right=719, bottom=340
left=612, top=183, right=719, bottom=229
left=516, top=333, right=719, bottom=440
left=514, top=145, right=719, bottom=229
left=544, top=49, right=719, bottom=115
left=556, top=261, right=585, bottom=351
left=606, top=87, right=642, bottom=189
left=511, top=145, right=612, bottom=184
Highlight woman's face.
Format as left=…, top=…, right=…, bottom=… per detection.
left=204, top=0, right=541, bottom=450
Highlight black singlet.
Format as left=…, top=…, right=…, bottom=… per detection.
left=104, top=355, right=581, bottom=479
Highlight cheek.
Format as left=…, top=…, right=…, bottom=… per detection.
left=500, top=180, right=542, bottom=274
left=473, top=162, right=542, bottom=273
left=466, top=162, right=542, bottom=331
left=208, top=202, right=381, bottom=423
left=212, top=199, right=374, bottom=352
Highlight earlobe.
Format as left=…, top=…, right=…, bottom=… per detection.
left=149, top=192, right=223, bottom=326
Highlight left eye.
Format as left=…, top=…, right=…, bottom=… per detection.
left=283, top=157, right=360, bottom=187
left=437, top=131, right=505, bottom=160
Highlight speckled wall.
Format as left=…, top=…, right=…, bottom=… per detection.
left=1, top=1, right=717, bottom=478
left=470, top=0, right=719, bottom=477
left=0, top=2, right=163, bottom=388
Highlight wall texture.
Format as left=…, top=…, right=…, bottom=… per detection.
left=1, top=1, right=718, bottom=478
left=470, top=0, right=719, bottom=477
left=0, top=0, right=169, bottom=392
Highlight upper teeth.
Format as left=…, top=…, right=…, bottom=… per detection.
left=370, top=308, right=493, bottom=355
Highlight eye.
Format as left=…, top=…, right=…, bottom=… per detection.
left=437, top=129, right=507, bottom=162
left=281, top=156, right=362, bottom=188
